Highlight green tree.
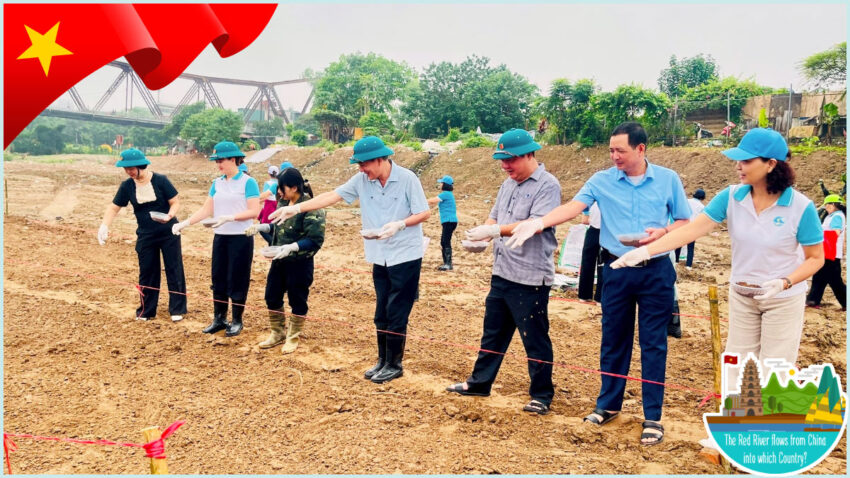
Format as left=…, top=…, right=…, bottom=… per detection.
left=359, top=112, right=395, bottom=139
left=758, top=108, right=769, bottom=128
left=10, top=123, right=67, bottom=154
left=679, top=77, right=774, bottom=124
left=800, top=42, right=846, bottom=89
left=724, top=397, right=733, bottom=410
left=127, top=126, right=163, bottom=148
left=540, top=78, right=602, bottom=145
left=595, top=84, right=672, bottom=137
left=312, top=52, right=415, bottom=117
left=290, top=130, right=308, bottom=147
left=822, top=102, right=840, bottom=144
left=179, top=108, right=242, bottom=153
left=252, top=117, right=284, bottom=137
left=658, top=54, right=719, bottom=98
left=291, top=113, right=320, bottom=137
left=768, top=395, right=777, bottom=414
left=164, top=102, right=206, bottom=141
left=312, top=109, right=355, bottom=143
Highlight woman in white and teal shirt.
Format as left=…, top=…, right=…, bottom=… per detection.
left=612, top=128, right=823, bottom=374
left=172, top=141, right=261, bottom=337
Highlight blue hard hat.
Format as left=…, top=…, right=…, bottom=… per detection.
left=722, top=128, right=788, bottom=162
left=437, top=175, right=454, bottom=185
left=238, top=163, right=248, bottom=173
left=350, top=136, right=394, bottom=164
left=280, top=161, right=293, bottom=171
left=493, top=129, right=541, bottom=160
left=115, top=148, right=150, bottom=167
left=209, top=141, right=245, bottom=160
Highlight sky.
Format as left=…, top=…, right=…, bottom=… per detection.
left=61, top=2, right=847, bottom=115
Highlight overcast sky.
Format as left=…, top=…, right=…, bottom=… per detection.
left=64, top=2, right=847, bottom=114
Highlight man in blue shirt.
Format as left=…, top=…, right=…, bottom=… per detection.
left=508, top=122, right=691, bottom=446
left=269, top=136, right=430, bottom=384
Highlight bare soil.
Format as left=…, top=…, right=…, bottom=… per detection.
left=3, top=145, right=846, bottom=474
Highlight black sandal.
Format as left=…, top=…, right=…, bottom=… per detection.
left=445, top=382, right=489, bottom=397
left=583, top=407, right=619, bottom=425
left=641, top=420, right=664, bottom=446
left=522, top=399, right=550, bottom=415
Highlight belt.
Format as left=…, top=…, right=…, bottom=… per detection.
left=601, top=249, right=668, bottom=268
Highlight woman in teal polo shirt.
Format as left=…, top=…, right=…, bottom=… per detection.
left=172, top=141, right=261, bottom=337
left=98, top=148, right=187, bottom=322
left=427, top=175, right=458, bottom=271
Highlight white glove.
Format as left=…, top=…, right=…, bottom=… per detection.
left=754, top=279, right=785, bottom=300
left=610, top=246, right=650, bottom=269
left=97, top=224, right=109, bottom=245
left=504, top=218, right=544, bottom=249
left=211, top=215, right=235, bottom=228
left=377, top=220, right=406, bottom=240
left=245, top=223, right=271, bottom=236
left=269, top=204, right=301, bottom=225
left=172, top=220, right=191, bottom=236
left=273, top=242, right=299, bottom=260
left=465, top=224, right=501, bottom=242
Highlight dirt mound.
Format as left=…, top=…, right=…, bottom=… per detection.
left=3, top=147, right=845, bottom=474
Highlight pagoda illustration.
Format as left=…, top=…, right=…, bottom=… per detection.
left=739, top=357, right=763, bottom=416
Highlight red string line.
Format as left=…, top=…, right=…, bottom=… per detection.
left=2, top=421, right=184, bottom=474
left=6, top=257, right=721, bottom=409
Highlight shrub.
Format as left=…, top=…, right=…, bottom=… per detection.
left=460, top=134, right=495, bottom=149
left=403, top=141, right=423, bottom=152
left=445, top=128, right=461, bottom=142
left=291, top=130, right=308, bottom=147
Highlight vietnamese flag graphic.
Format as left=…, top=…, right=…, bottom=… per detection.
left=723, top=354, right=738, bottom=365
left=4, top=3, right=277, bottom=148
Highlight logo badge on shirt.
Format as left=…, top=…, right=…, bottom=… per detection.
left=773, top=216, right=785, bottom=227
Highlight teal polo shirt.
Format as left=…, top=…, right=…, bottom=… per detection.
left=573, top=159, right=691, bottom=258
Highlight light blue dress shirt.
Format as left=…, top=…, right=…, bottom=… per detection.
left=335, top=162, right=429, bottom=266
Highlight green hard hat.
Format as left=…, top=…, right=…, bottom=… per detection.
left=115, top=148, right=150, bottom=167
left=493, top=128, right=541, bottom=160
left=350, top=136, right=394, bottom=164
left=209, top=141, right=245, bottom=160
left=823, top=194, right=844, bottom=206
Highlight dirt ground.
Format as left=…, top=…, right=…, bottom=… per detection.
left=3, top=145, right=846, bottom=474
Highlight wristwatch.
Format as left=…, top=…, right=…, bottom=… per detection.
left=781, top=277, right=792, bottom=290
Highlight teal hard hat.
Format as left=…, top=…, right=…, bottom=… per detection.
left=493, top=129, right=541, bottom=160
left=438, top=175, right=454, bottom=185
left=350, top=136, right=394, bottom=164
left=280, top=161, right=294, bottom=171
left=209, top=141, right=245, bottom=160
left=115, top=148, right=151, bottom=167
left=238, top=163, right=248, bottom=173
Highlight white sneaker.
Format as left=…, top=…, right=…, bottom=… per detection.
left=136, top=316, right=152, bottom=321
left=171, top=315, right=184, bottom=322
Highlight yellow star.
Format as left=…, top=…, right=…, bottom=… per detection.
left=17, top=22, right=73, bottom=77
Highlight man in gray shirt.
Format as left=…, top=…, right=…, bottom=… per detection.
left=446, top=129, right=561, bottom=415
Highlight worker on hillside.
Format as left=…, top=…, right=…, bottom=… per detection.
left=806, top=194, right=846, bottom=310
left=172, top=141, right=261, bottom=337
left=427, top=175, right=458, bottom=271
left=446, top=129, right=561, bottom=416
left=578, top=202, right=603, bottom=303
left=247, top=167, right=325, bottom=353
left=257, top=165, right=280, bottom=245
left=98, top=148, right=187, bottom=322
left=268, top=136, right=430, bottom=383
left=508, top=122, right=691, bottom=445
left=674, top=188, right=706, bottom=269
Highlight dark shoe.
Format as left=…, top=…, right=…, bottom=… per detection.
left=226, top=303, right=244, bottom=337
left=364, top=332, right=387, bottom=379
left=371, top=335, right=405, bottom=384
left=203, top=296, right=229, bottom=334
left=437, top=247, right=453, bottom=271
left=641, top=420, right=664, bottom=446
left=523, top=399, right=550, bottom=415
left=445, top=382, right=489, bottom=397
left=583, top=407, right=619, bottom=426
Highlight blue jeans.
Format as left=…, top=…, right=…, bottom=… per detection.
left=596, top=257, right=675, bottom=421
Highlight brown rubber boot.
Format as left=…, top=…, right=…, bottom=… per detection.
left=258, top=309, right=286, bottom=349
left=281, top=314, right=306, bottom=354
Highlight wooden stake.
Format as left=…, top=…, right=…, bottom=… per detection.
left=141, top=427, right=168, bottom=474
left=708, top=285, right=732, bottom=474
left=5, top=178, right=8, bottom=216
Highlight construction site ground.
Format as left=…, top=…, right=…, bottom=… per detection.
left=3, top=144, right=846, bottom=474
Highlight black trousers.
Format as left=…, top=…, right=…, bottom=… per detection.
left=211, top=234, right=254, bottom=313
left=264, top=257, right=314, bottom=315
left=807, top=258, right=846, bottom=308
left=466, top=275, right=554, bottom=405
left=372, top=258, right=422, bottom=334
left=674, top=242, right=696, bottom=267
left=440, top=222, right=457, bottom=249
left=136, top=233, right=187, bottom=318
left=578, top=226, right=603, bottom=302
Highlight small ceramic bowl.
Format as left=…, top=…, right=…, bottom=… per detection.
left=617, top=233, right=649, bottom=247
left=200, top=218, right=218, bottom=228
left=732, top=282, right=765, bottom=298
left=149, top=211, right=170, bottom=223
left=461, top=240, right=489, bottom=253
left=260, top=246, right=282, bottom=259
left=361, top=229, right=382, bottom=240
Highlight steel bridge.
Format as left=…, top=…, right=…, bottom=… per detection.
left=46, top=60, right=315, bottom=130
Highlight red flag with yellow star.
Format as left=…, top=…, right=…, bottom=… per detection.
left=4, top=3, right=277, bottom=148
